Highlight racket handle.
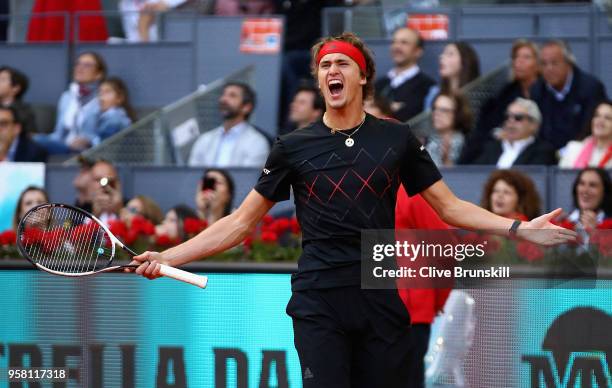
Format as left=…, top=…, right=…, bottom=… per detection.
left=158, top=264, right=208, bottom=288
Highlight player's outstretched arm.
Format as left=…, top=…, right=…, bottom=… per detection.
left=420, top=180, right=576, bottom=246
left=129, top=189, right=275, bottom=279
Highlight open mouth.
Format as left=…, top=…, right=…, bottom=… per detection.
left=328, top=79, right=344, bottom=97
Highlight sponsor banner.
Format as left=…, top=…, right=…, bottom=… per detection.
left=240, top=18, right=282, bottom=54
left=407, top=14, right=449, bottom=40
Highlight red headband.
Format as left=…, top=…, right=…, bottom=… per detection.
left=316, top=40, right=367, bottom=73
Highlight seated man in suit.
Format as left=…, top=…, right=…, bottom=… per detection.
left=471, top=98, right=557, bottom=167
left=375, top=27, right=435, bottom=122
left=188, top=82, right=270, bottom=167
left=0, top=105, right=47, bottom=162
left=531, top=40, right=608, bottom=149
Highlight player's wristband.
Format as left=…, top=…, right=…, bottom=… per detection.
left=509, top=220, right=522, bottom=238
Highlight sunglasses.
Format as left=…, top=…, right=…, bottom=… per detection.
left=505, top=113, right=532, bottom=122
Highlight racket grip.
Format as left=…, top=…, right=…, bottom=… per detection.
left=158, top=264, right=208, bottom=288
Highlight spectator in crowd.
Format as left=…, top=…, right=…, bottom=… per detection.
left=119, top=0, right=187, bottom=42
left=531, top=40, right=608, bottom=149
left=156, top=204, right=199, bottom=242
left=120, top=195, right=164, bottom=226
left=461, top=39, right=541, bottom=163
left=425, top=92, right=472, bottom=167
left=35, top=52, right=106, bottom=155
left=73, top=156, right=95, bottom=213
left=93, top=77, right=135, bottom=145
left=282, top=83, right=324, bottom=134
left=278, top=0, right=342, bottom=127
left=481, top=169, right=542, bottom=221
left=364, top=94, right=394, bottom=119
left=424, top=41, right=480, bottom=110
left=560, top=168, right=612, bottom=231
left=195, top=169, right=235, bottom=226
left=395, top=187, right=451, bottom=388
left=0, top=66, right=37, bottom=134
left=469, top=98, right=557, bottom=167
left=0, top=105, right=47, bottom=162
left=375, top=27, right=435, bottom=122
left=559, top=101, right=612, bottom=169
left=90, top=160, right=123, bottom=225
left=12, top=186, right=49, bottom=231
left=188, top=82, right=270, bottom=167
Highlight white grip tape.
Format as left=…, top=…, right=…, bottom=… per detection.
left=158, top=264, right=208, bottom=288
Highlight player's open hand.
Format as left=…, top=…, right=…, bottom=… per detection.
left=126, top=251, right=169, bottom=280
left=517, top=208, right=578, bottom=246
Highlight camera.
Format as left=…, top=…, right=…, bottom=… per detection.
left=202, top=176, right=216, bottom=191
left=99, top=177, right=116, bottom=190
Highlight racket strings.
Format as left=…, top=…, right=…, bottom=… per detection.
left=19, top=206, right=113, bottom=274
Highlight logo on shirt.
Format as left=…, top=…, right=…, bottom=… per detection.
left=420, top=145, right=425, bottom=151
left=263, top=168, right=271, bottom=175
left=303, top=367, right=314, bottom=379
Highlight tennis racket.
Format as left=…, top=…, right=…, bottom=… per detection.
left=16, top=203, right=208, bottom=288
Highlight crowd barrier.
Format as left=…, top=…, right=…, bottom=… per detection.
left=41, top=164, right=607, bottom=215
left=0, top=261, right=610, bottom=387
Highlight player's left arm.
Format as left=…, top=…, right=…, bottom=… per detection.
left=420, top=180, right=576, bottom=246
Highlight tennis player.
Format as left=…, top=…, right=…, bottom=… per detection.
left=129, top=33, right=575, bottom=387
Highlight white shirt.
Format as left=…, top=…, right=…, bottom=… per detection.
left=213, top=122, right=249, bottom=166
left=387, top=65, right=420, bottom=89
left=559, top=139, right=612, bottom=169
left=567, top=209, right=605, bottom=225
left=546, top=70, right=574, bottom=101
left=188, top=122, right=270, bottom=167
left=496, top=136, right=535, bottom=168
left=567, top=208, right=605, bottom=246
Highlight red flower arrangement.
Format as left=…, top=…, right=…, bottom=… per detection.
left=183, top=218, right=208, bottom=235
left=0, top=215, right=303, bottom=262
left=515, top=241, right=545, bottom=262
left=0, top=230, right=16, bottom=246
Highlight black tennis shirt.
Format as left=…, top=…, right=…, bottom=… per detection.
left=254, top=113, right=442, bottom=291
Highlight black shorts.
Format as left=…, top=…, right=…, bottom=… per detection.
left=286, top=286, right=413, bottom=388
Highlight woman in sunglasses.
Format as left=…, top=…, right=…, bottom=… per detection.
left=469, top=97, right=557, bottom=166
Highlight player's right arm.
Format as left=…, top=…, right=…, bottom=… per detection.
left=129, top=189, right=274, bottom=279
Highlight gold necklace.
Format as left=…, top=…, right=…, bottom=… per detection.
left=324, top=113, right=366, bottom=148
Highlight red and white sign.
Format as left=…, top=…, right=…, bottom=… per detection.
left=407, top=14, right=449, bottom=40
left=240, top=18, right=282, bottom=54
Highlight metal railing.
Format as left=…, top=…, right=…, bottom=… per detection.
left=64, top=66, right=254, bottom=165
